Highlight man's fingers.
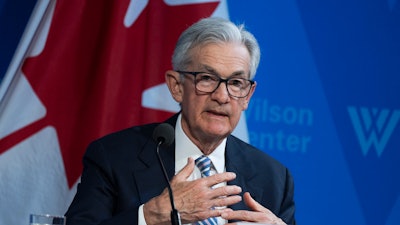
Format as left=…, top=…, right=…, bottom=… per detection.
left=222, top=192, right=287, bottom=225
left=221, top=210, right=279, bottom=223
left=173, top=157, right=195, bottom=181
left=184, top=206, right=235, bottom=223
left=211, top=185, right=242, bottom=201
left=221, top=210, right=258, bottom=222
left=212, top=194, right=242, bottom=207
left=243, top=192, right=267, bottom=213
left=205, top=172, right=237, bottom=187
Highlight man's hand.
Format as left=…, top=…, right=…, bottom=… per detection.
left=143, top=158, right=242, bottom=225
left=221, top=192, right=287, bottom=225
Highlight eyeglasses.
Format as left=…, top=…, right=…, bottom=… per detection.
left=177, top=71, right=255, bottom=98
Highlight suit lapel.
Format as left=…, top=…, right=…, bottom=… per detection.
left=226, top=136, right=263, bottom=211
left=133, top=116, right=178, bottom=204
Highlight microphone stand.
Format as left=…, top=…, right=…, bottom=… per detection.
left=156, top=141, right=181, bottom=225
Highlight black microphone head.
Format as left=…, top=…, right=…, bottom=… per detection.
left=152, top=123, right=175, bottom=147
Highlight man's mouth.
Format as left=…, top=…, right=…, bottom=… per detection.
left=207, top=110, right=228, bottom=117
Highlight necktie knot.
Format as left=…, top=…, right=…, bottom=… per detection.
left=195, top=155, right=212, bottom=177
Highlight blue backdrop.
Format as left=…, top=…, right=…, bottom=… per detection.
left=1, top=1, right=399, bottom=225
left=230, top=1, right=400, bottom=225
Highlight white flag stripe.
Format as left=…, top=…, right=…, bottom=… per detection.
left=0, top=73, right=46, bottom=139
left=29, top=0, right=55, bottom=57
left=211, top=0, right=229, bottom=18
left=124, top=0, right=148, bottom=28
left=142, top=83, right=180, bottom=112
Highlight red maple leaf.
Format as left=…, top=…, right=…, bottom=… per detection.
left=0, top=0, right=219, bottom=187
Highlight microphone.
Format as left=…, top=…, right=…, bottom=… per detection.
left=152, top=123, right=181, bottom=225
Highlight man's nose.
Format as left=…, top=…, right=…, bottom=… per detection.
left=211, top=81, right=230, bottom=103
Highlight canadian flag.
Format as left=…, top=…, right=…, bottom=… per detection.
left=0, top=0, right=249, bottom=224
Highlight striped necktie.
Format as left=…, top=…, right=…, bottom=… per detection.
left=194, top=155, right=218, bottom=225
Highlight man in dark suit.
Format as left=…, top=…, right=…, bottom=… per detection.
left=65, top=17, right=295, bottom=225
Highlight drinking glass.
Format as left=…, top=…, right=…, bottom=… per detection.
left=29, top=214, right=66, bottom=225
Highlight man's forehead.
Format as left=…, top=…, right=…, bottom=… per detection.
left=188, top=44, right=250, bottom=74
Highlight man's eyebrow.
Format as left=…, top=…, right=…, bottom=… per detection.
left=231, top=71, right=247, bottom=77
left=202, top=65, right=247, bottom=77
left=202, top=65, right=217, bottom=73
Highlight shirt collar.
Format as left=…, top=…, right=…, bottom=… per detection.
left=175, top=114, right=226, bottom=175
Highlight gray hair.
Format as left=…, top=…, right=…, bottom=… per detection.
left=172, top=17, right=260, bottom=80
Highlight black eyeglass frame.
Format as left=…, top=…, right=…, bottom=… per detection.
left=176, top=70, right=255, bottom=98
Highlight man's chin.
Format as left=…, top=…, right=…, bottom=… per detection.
left=204, top=125, right=231, bottom=138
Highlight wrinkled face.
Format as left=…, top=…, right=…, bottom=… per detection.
left=167, top=42, right=256, bottom=144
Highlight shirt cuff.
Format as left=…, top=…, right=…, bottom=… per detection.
left=138, top=204, right=147, bottom=225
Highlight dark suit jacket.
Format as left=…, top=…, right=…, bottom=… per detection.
left=65, top=114, right=296, bottom=225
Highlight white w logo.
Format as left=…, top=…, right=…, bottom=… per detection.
left=347, top=106, right=400, bottom=157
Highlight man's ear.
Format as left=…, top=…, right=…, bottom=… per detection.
left=165, top=70, right=183, bottom=103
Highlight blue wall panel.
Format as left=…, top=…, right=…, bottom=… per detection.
left=228, top=1, right=400, bottom=225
